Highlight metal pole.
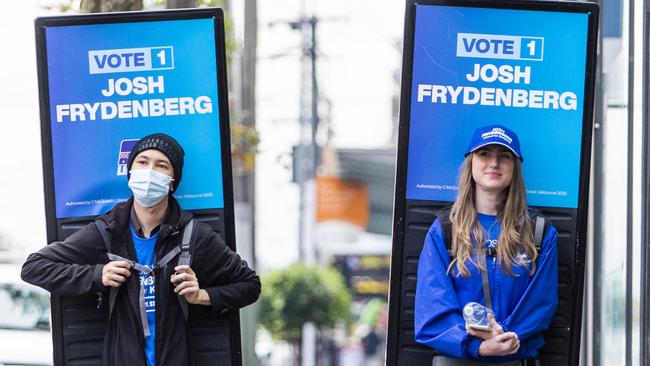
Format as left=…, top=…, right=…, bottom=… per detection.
left=591, top=2, right=604, bottom=365
left=297, top=12, right=311, bottom=263
left=309, top=15, right=319, bottom=265
left=625, top=0, right=636, bottom=364
left=302, top=12, right=318, bottom=366
left=641, top=0, right=650, bottom=363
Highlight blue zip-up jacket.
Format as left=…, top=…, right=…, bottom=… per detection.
left=414, top=213, right=558, bottom=362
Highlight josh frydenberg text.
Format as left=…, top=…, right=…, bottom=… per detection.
left=55, top=46, right=213, bottom=123
left=416, top=33, right=578, bottom=111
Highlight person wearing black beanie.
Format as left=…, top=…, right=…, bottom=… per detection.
left=22, top=132, right=261, bottom=366
left=127, top=133, right=185, bottom=191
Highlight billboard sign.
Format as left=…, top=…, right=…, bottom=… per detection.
left=406, top=3, right=590, bottom=208
left=43, top=17, right=224, bottom=218
left=36, top=9, right=239, bottom=366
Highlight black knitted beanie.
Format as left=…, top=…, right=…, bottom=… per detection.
left=127, top=133, right=185, bottom=190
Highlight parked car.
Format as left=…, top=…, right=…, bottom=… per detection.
left=0, top=261, right=52, bottom=366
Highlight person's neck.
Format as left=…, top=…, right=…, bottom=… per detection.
left=474, top=188, right=504, bottom=215
left=133, top=197, right=169, bottom=238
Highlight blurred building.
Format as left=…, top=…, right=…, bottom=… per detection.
left=584, top=1, right=644, bottom=365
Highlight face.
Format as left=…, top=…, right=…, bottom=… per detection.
left=471, top=145, right=515, bottom=194
left=131, top=149, right=174, bottom=180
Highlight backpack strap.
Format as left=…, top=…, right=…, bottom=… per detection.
left=105, top=243, right=183, bottom=338
left=534, top=215, right=545, bottom=251
left=93, top=220, right=121, bottom=318
left=176, top=219, right=197, bottom=322
left=529, top=208, right=550, bottom=253
left=178, top=219, right=194, bottom=267
left=94, top=220, right=112, bottom=252
left=95, top=219, right=198, bottom=331
left=95, top=219, right=193, bottom=337
left=436, top=207, right=454, bottom=257
left=95, top=220, right=153, bottom=337
left=155, top=246, right=182, bottom=270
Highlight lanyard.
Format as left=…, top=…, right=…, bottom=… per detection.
left=477, top=249, right=493, bottom=310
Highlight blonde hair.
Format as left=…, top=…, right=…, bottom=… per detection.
left=448, top=154, right=538, bottom=277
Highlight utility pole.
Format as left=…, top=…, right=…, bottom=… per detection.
left=291, top=9, right=320, bottom=366
left=277, top=11, right=342, bottom=365
left=291, top=15, right=320, bottom=267
left=301, top=16, right=318, bottom=366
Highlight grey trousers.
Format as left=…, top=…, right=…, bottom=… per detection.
left=432, top=356, right=521, bottom=366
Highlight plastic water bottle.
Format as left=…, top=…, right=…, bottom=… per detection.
left=463, top=302, right=494, bottom=329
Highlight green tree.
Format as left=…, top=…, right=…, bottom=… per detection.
left=79, top=0, right=142, bottom=12
left=259, top=263, right=351, bottom=366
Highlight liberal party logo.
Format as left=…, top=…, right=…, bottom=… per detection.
left=116, top=139, right=139, bottom=176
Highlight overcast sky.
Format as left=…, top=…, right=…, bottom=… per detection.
left=0, top=2, right=53, bottom=252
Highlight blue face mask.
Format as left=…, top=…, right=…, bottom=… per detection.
left=128, top=169, right=173, bottom=207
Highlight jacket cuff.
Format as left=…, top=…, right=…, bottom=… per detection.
left=205, top=287, right=227, bottom=315
left=466, top=337, right=482, bottom=359
left=92, top=264, right=105, bottom=292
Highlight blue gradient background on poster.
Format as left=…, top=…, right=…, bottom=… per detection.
left=406, top=5, right=590, bottom=208
left=45, top=19, right=224, bottom=218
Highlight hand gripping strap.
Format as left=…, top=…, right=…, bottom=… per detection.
left=178, top=219, right=194, bottom=266
left=93, top=221, right=122, bottom=319
left=96, top=219, right=196, bottom=337
left=99, top=220, right=187, bottom=338
left=107, top=247, right=183, bottom=338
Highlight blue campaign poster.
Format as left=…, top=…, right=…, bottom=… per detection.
left=405, top=5, right=590, bottom=208
left=45, top=18, right=225, bottom=218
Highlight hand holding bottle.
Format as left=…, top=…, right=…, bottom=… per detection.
left=466, top=313, right=504, bottom=340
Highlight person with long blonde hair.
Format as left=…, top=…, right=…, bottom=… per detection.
left=414, top=125, right=558, bottom=365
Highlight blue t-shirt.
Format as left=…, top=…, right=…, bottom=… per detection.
left=130, top=226, right=158, bottom=366
left=477, top=213, right=499, bottom=251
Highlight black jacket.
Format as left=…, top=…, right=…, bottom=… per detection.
left=21, top=197, right=261, bottom=365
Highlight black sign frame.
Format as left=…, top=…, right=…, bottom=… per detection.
left=386, top=0, right=599, bottom=365
left=35, top=8, right=241, bottom=365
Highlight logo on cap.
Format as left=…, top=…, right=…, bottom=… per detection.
left=481, top=127, right=513, bottom=144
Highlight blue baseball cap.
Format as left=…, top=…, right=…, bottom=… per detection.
left=465, top=125, right=523, bottom=161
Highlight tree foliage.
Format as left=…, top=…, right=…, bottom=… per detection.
left=259, top=263, right=352, bottom=342
left=80, top=0, right=143, bottom=12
